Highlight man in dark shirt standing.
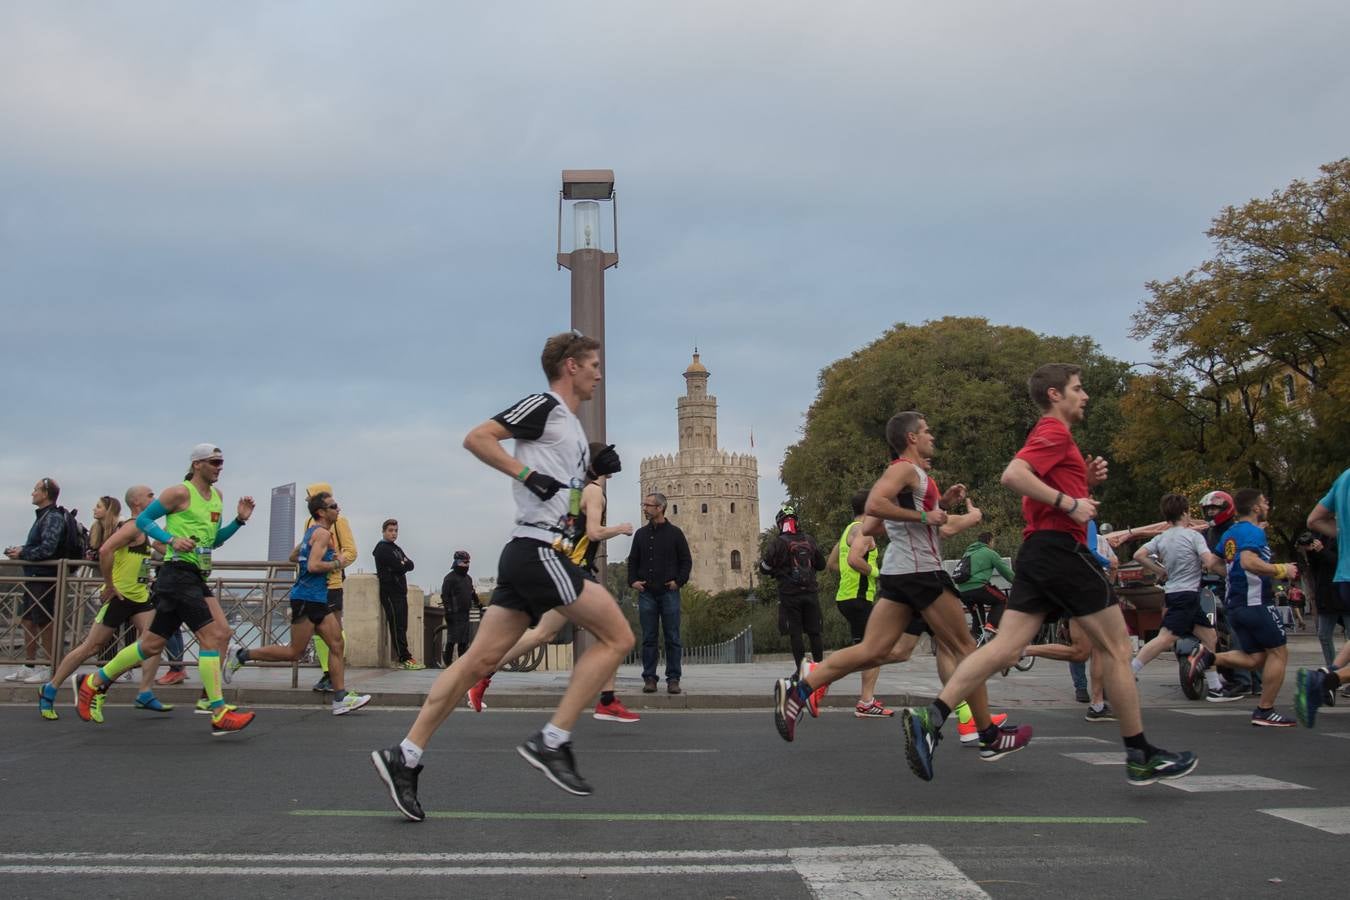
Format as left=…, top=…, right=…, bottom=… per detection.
left=440, top=550, right=480, bottom=666
left=5, top=477, right=67, bottom=684
left=627, top=493, right=692, bottom=694
left=373, top=519, right=422, bottom=669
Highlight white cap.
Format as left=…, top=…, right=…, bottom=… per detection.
left=190, top=443, right=222, bottom=462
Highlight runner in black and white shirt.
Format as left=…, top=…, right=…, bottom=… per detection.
left=371, top=331, right=636, bottom=821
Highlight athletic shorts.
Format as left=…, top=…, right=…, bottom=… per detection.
left=20, top=581, right=56, bottom=625
left=1161, top=591, right=1210, bottom=636
left=778, top=593, right=823, bottom=636
left=835, top=597, right=873, bottom=644
left=147, top=562, right=215, bottom=639
left=488, top=538, right=587, bottom=626
left=291, top=600, right=332, bottom=625
left=876, top=570, right=958, bottom=613
left=326, top=588, right=344, bottom=612
left=1007, top=531, right=1113, bottom=621
left=1228, top=604, right=1287, bottom=654
left=94, top=596, right=153, bottom=630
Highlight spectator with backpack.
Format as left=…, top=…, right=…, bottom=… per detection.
left=628, top=492, right=693, bottom=694
left=760, top=504, right=827, bottom=679
left=6, top=477, right=83, bottom=684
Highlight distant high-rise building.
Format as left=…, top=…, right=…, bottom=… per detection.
left=268, top=483, right=296, bottom=561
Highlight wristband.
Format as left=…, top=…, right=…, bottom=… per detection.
left=1068, top=498, right=1079, bottom=514
left=516, top=466, right=531, bottom=482
left=1054, top=491, right=1064, bottom=511
left=919, top=510, right=928, bottom=524
left=234, top=516, right=246, bottom=527
left=1274, top=563, right=1286, bottom=580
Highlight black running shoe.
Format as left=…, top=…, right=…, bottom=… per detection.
left=518, top=732, right=593, bottom=796
left=1205, top=683, right=1245, bottom=702
left=1126, top=747, right=1198, bottom=785
left=370, top=747, right=425, bottom=822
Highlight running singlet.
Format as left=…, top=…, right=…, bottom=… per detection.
left=1319, top=468, right=1350, bottom=583
left=835, top=521, right=878, bottom=602
left=880, top=461, right=943, bottom=576
left=1223, top=520, right=1273, bottom=609
left=566, top=482, right=603, bottom=573
left=291, top=525, right=333, bottom=602
left=1014, top=416, right=1088, bottom=544
left=492, top=392, right=591, bottom=545
left=165, top=481, right=223, bottom=573
left=110, top=532, right=152, bottom=603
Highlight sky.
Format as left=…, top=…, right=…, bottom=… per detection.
left=2, top=1, right=1348, bottom=592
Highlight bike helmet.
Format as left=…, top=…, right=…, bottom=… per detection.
left=1199, top=490, right=1235, bottom=525
left=775, top=503, right=799, bottom=534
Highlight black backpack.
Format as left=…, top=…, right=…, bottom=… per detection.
left=55, top=506, right=89, bottom=562
left=952, top=549, right=975, bottom=584
left=783, top=535, right=818, bottom=589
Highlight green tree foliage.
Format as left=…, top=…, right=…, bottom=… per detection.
left=780, top=317, right=1148, bottom=559
left=1119, top=159, right=1350, bottom=546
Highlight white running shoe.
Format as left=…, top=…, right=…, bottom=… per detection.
left=5, top=666, right=34, bottom=682
left=333, top=692, right=372, bottom=716
left=22, top=666, right=52, bottom=684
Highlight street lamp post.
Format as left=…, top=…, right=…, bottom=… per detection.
left=557, top=169, right=618, bottom=665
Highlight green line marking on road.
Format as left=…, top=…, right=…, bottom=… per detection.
left=292, top=810, right=1144, bottom=825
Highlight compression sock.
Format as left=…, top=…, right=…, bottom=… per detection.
left=314, top=636, right=330, bottom=673
left=1205, top=670, right=1223, bottom=690
left=98, top=642, right=149, bottom=686
left=1123, top=732, right=1159, bottom=757
left=199, top=650, right=225, bottom=711
left=542, top=723, right=571, bottom=750
left=399, top=738, right=424, bottom=767
left=600, top=691, right=615, bottom=705
left=979, top=722, right=1002, bottom=744
left=929, top=699, right=952, bottom=728
left=954, top=701, right=973, bottom=725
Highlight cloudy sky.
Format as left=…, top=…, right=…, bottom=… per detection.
left=2, top=2, right=1347, bottom=590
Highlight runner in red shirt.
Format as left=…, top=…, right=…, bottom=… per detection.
left=902, top=363, right=1198, bottom=786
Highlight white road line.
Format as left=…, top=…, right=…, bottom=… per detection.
left=1317, top=732, right=1350, bottom=740
left=1162, top=775, right=1311, bottom=793
left=1035, top=736, right=1112, bottom=745
left=344, top=748, right=720, bottom=754
left=1260, top=807, right=1350, bottom=834
left=1167, top=709, right=1251, bottom=716
left=1061, top=752, right=1125, bottom=766
left=0, top=864, right=794, bottom=877
left=0, top=850, right=783, bottom=863
left=790, top=845, right=988, bottom=898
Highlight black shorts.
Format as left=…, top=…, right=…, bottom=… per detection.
left=835, top=597, right=873, bottom=644
left=1229, top=604, right=1287, bottom=653
left=147, top=562, right=216, bottom=639
left=877, top=571, right=958, bottom=613
left=1008, top=532, right=1113, bottom=621
left=21, top=581, right=56, bottom=625
left=327, top=588, right=344, bottom=612
left=94, top=596, right=153, bottom=630
left=1161, top=591, right=1210, bottom=636
left=778, top=593, right=823, bottom=636
left=488, top=538, right=587, bottom=626
left=960, top=584, right=1008, bottom=608
left=291, top=600, right=332, bottom=625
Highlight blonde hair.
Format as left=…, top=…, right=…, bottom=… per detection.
left=89, top=495, right=123, bottom=550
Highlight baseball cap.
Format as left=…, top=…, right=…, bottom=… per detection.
left=190, top=443, right=223, bottom=462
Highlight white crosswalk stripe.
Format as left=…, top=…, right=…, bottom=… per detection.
left=1161, top=775, right=1310, bottom=793
left=1260, top=807, right=1350, bottom=834
left=1061, top=752, right=1125, bottom=766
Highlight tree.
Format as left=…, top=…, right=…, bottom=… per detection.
left=1118, top=159, right=1350, bottom=546
left=780, top=317, right=1149, bottom=559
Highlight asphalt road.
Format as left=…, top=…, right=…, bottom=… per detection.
left=2, top=701, right=1348, bottom=898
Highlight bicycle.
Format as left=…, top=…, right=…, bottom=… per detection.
left=428, top=620, right=547, bottom=672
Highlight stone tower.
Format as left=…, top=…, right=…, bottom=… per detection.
left=639, top=352, right=760, bottom=593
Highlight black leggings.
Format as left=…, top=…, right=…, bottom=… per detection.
left=379, top=588, right=411, bottom=662
left=779, top=596, right=824, bottom=671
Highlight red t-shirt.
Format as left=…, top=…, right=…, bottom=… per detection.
left=1015, top=416, right=1087, bottom=543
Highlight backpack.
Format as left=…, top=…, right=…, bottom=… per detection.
left=952, top=548, right=975, bottom=585
left=783, top=535, right=818, bottom=589
left=55, top=506, right=89, bottom=561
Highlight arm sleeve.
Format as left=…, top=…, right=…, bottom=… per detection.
left=441, top=576, right=453, bottom=605
left=492, top=393, right=559, bottom=441
left=213, top=518, right=242, bottom=547
left=993, top=552, right=1015, bottom=581
left=760, top=538, right=781, bottom=575
left=811, top=537, right=826, bottom=571
left=404, top=553, right=415, bottom=572
left=135, top=500, right=174, bottom=545
left=372, top=543, right=393, bottom=577
left=675, top=530, right=693, bottom=585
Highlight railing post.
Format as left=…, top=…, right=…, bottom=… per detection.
left=51, top=560, right=68, bottom=667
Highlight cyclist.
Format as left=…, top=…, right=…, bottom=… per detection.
left=954, top=531, right=1012, bottom=639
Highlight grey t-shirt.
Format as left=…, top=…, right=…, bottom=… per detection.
left=1143, top=526, right=1211, bottom=594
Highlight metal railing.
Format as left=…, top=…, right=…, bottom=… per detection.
left=623, top=625, right=754, bottom=666
left=0, top=558, right=303, bottom=681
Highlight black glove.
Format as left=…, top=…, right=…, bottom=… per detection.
left=590, top=444, right=622, bottom=476
left=523, top=470, right=565, bottom=501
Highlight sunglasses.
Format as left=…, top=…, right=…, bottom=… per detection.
left=201, top=459, right=224, bottom=467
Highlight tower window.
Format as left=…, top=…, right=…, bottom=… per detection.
left=673, top=504, right=678, bottom=515
left=730, top=550, right=742, bottom=571
left=730, top=502, right=736, bottom=513
left=701, top=503, right=708, bottom=514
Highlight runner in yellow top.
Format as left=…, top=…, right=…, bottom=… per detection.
left=830, top=490, right=891, bottom=717
left=75, top=443, right=257, bottom=736
left=39, top=485, right=170, bottom=720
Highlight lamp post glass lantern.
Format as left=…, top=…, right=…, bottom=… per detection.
left=573, top=200, right=601, bottom=251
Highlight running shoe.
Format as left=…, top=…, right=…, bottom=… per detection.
left=799, top=660, right=827, bottom=717
left=773, top=677, right=806, bottom=742
left=74, top=673, right=106, bottom=723
left=222, top=647, right=245, bottom=684
left=370, top=746, right=425, bottom=822
left=399, top=658, right=427, bottom=671
left=134, top=693, right=174, bottom=712
left=979, top=722, right=1033, bottom=761
left=155, top=669, right=186, bottom=686
left=467, top=676, right=491, bottom=712
left=1295, top=667, right=1325, bottom=728
left=4, top=666, right=33, bottom=682
left=594, top=698, right=640, bottom=723
left=1085, top=704, right=1116, bottom=723
left=901, top=706, right=943, bottom=781
left=22, top=666, right=51, bottom=684
left=855, top=699, right=895, bottom=719
left=210, top=706, right=255, bottom=737
left=1206, top=683, right=1246, bottom=702
left=1126, top=747, right=1199, bottom=785
left=1074, top=687, right=1090, bottom=703
left=517, top=731, right=593, bottom=796
left=333, top=692, right=372, bottom=716
left=38, top=683, right=58, bottom=721
left=957, top=711, right=1008, bottom=744
left=1185, top=645, right=1215, bottom=683
left=312, top=673, right=333, bottom=693
left=1251, top=707, right=1296, bottom=728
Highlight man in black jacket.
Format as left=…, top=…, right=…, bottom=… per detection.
left=759, top=504, right=826, bottom=678
left=4, top=477, right=67, bottom=684
left=440, top=550, right=480, bottom=666
left=373, top=519, right=421, bottom=669
left=627, top=493, right=692, bottom=694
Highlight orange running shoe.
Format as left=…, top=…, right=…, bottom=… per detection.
left=594, top=697, right=641, bottom=723
left=799, top=660, right=828, bottom=718
left=210, top=706, right=256, bottom=737
left=854, top=699, right=895, bottom=718
left=467, top=676, right=491, bottom=712
left=74, top=673, right=106, bottom=723
left=958, top=711, right=1008, bottom=745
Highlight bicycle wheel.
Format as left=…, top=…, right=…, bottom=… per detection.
left=502, top=644, right=545, bottom=673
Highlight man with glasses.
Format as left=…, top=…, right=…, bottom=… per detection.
left=371, top=331, right=636, bottom=821
left=5, top=477, right=67, bottom=684
left=628, top=493, right=692, bottom=694
left=74, top=443, right=257, bottom=736
left=224, top=492, right=371, bottom=716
